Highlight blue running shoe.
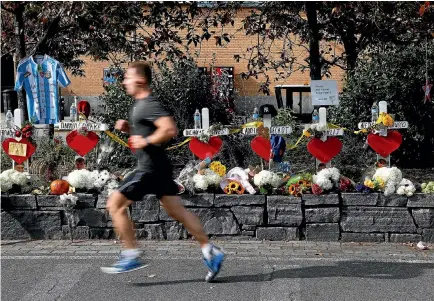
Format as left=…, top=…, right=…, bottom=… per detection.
left=100, top=255, right=148, bottom=274
left=203, top=245, right=225, bottom=282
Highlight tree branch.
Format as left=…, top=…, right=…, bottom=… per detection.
left=321, top=56, right=347, bottom=70
left=1, top=3, right=15, bottom=14
left=32, top=15, right=62, bottom=54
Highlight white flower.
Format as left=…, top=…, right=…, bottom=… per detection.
left=0, top=174, right=13, bottom=192
left=67, top=169, right=92, bottom=189
left=313, top=168, right=340, bottom=190
left=253, top=170, right=282, bottom=188
left=59, top=193, right=78, bottom=206
left=254, top=170, right=271, bottom=187
left=204, top=169, right=222, bottom=186
left=106, top=180, right=119, bottom=196
left=193, top=174, right=208, bottom=190
left=10, top=171, right=28, bottom=186
left=270, top=173, right=282, bottom=188
left=0, top=169, right=28, bottom=191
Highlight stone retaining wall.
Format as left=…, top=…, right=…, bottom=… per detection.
left=1, top=193, right=434, bottom=242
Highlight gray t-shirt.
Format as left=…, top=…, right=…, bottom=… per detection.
left=129, top=95, right=172, bottom=172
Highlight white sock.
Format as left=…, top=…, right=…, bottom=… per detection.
left=121, top=248, right=140, bottom=259
left=201, top=243, right=213, bottom=260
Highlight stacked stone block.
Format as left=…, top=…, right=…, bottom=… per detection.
left=1, top=192, right=434, bottom=243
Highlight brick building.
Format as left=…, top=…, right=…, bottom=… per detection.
left=59, top=6, right=345, bottom=116
left=0, top=5, right=345, bottom=119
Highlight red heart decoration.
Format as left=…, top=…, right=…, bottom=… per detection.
left=367, top=131, right=402, bottom=157
left=2, top=138, right=36, bottom=164
left=307, top=137, right=342, bottom=163
left=66, top=130, right=99, bottom=156
left=251, top=136, right=271, bottom=161
left=189, top=136, right=222, bottom=160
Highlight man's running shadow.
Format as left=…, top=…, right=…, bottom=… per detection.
left=131, top=260, right=434, bottom=287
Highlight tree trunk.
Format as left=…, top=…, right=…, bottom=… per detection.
left=341, top=27, right=358, bottom=71
left=15, top=5, right=29, bottom=121
left=306, top=1, right=322, bottom=80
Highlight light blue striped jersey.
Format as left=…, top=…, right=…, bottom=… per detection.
left=15, top=55, right=71, bottom=124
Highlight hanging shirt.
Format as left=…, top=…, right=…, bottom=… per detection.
left=14, top=55, right=71, bottom=124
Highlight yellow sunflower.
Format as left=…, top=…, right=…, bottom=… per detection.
left=209, top=161, right=226, bottom=177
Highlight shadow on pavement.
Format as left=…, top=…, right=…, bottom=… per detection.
left=131, top=261, right=434, bottom=287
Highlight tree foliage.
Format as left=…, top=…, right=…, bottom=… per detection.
left=239, top=1, right=434, bottom=93
left=1, top=1, right=239, bottom=76
left=329, top=42, right=434, bottom=168
left=2, top=1, right=432, bottom=94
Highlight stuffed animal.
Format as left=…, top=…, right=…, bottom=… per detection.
left=396, top=178, right=416, bottom=197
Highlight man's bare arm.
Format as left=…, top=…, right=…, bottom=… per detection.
left=145, top=116, right=178, bottom=145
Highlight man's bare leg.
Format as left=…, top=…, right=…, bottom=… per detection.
left=106, top=191, right=137, bottom=249
left=160, top=195, right=225, bottom=282
left=101, top=191, right=147, bottom=273
left=160, top=195, right=209, bottom=246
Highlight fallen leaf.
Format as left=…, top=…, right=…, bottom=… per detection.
left=420, top=5, right=426, bottom=16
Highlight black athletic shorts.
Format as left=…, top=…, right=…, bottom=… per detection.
left=117, top=170, right=179, bottom=201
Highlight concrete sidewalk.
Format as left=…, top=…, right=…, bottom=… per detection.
left=2, top=239, right=434, bottom=262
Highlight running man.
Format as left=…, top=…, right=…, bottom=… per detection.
left=100, top=62, right=225, bottom=282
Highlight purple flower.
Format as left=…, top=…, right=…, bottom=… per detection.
left=356, top=184, right=372, bottom=194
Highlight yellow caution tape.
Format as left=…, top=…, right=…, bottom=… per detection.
left=104, top=130, right=129, bottom=148
left=165, top=137, right=193, bottom=150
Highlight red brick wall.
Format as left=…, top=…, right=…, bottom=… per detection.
left=62, top=8, right=345, bottom=97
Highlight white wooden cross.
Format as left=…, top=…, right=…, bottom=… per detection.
left=182, top=107, right=231, bottom=137
left=54, top=121, right=109, bottom=132
left=307, top=107, right=344, bottom=170
left=0, top=108, right=30, bottom=172
left=357, top=101, right=408, bottom=167
left=241, top=113, right=293, bottom=170
left=241, top=112, right=293, bottom=136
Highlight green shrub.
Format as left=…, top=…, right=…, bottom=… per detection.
left=329, top=43, right=434, bottom=169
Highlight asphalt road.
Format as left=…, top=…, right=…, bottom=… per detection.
left=2, top=255, right=434, bottom=301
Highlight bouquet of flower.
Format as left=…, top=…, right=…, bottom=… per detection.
left=376, top=112, right=394, bottom=127
left=311, top=167, right=340, bottom=195
left=421, top=181, right=434, bottom=193
left=254, top=170, right=282, bottom=194
left=59, top=193, right=78, bottom=208
left=221, top=167, right=256, bottom=195
left=0, top=169, right=30, bottom=192
left=363, top=177, right=385, bottom=191
left=192, top=169, right=222, bottom=192
left=339, top=176, right=354, bottom=192
left=209, top=161, right=227, bottom=177
left=396, top=178, right=416, bottom=197
left=67, top=169, right=93, bottom=189
left=372, top=167, right=403, bottom=196
left=67, top=169, right=114, bottom=191
left=285, top=173, right=313, bottom=196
